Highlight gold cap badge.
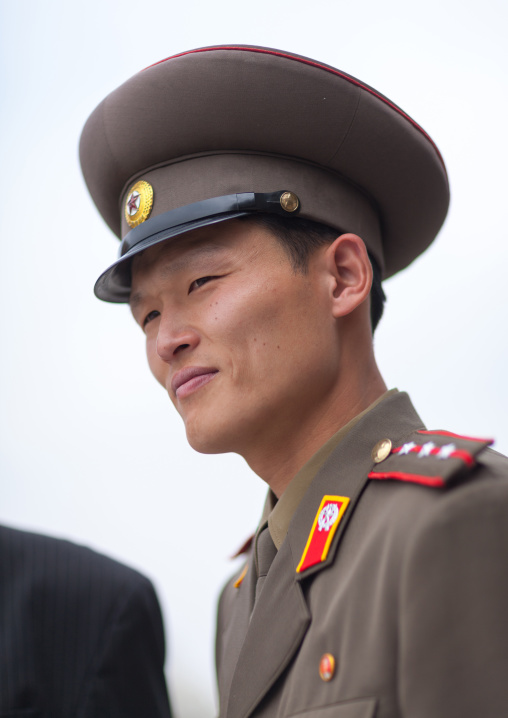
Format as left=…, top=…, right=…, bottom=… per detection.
left=125, top=180, right=154, bottom=228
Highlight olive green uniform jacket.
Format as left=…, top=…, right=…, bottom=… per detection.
left=216, top=392, right=508, bottom=718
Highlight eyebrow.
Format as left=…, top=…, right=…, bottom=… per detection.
left=129, top=241, right=229, bottom=311
left=129, top=291, right=145, bottom=311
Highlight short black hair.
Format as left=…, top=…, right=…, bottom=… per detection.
left=239, top=214, right=386, bottom=332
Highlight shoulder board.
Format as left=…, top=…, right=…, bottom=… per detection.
left=368, top=430, right=493, bottom=488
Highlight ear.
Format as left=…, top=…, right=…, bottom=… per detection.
left=323, top=233, right=372, bottom=319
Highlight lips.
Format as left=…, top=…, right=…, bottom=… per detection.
left=171, top=366, right=218, bottom=399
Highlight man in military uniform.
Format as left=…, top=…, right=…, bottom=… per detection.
left=80, top=46, right=508, bottom=718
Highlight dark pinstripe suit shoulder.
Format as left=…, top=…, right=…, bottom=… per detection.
left=0, top=525, right=172, bottom=718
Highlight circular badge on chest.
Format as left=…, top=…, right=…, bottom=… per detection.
left=319, top=653, right=336, bottom=681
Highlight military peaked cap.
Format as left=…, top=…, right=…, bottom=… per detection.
left=79, top=45, right=449, bottom=302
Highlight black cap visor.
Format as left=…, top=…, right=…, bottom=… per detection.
left=94, top=191, right=299, bottom=302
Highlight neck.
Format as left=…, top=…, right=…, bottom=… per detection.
left=242, top=349, right=387, bottom=498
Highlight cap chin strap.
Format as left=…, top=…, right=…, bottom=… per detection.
left=120, top=190, right=299, bottom=257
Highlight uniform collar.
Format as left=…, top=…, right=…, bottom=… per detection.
left=264, top=389, right=399, bottom=550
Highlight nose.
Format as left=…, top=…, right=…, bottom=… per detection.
left=155, top=314, right=200, bottom=362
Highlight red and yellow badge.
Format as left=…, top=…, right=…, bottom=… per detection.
left=124, top=180, right=154, bottom=228
left=296, top=495, right=350, bottom=574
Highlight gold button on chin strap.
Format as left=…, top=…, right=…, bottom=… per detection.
left=279, top=191, right=299, bottom=213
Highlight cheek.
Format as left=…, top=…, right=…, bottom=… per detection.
left=220, top=279, right=328, bottom=374
left=215, top=285, right=283, bottom=353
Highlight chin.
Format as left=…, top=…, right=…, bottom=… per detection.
left=185, top=430, right=233, bottom=455
left=184, top=419, right=231, bottom=455
left=183, top=413, right=249, bottom=455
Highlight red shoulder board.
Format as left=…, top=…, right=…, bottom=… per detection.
left=368, top=430, right=493, bottom=488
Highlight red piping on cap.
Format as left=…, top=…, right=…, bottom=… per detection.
left=144, top=46, right=445, bottom=170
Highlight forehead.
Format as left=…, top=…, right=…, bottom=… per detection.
left=129, top=219, right=284, bottom=300
left=133, top=220, right=262, bottom=273
left=133, top=230, right=225, bottom=277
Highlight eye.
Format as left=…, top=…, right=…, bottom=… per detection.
left=142, top=310, right=160, bottom=328
left=188, top=276, right=217, bottom=294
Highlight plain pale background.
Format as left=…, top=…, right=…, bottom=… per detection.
left=1, top=1, right=507, bottom=715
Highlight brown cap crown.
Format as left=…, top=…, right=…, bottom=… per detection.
left=79, top=45, right=449, bottom=302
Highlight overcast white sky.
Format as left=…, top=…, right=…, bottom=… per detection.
left=1, top=1, right=507, bottom=716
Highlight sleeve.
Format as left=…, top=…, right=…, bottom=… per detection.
left=398, top=477, right=508, bottom=718
left=77, top=574, right=173, bottom=718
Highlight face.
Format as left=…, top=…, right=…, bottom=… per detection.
left=130, top=220, right=342, bottom=457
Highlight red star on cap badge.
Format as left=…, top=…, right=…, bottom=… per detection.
left=127, top=191, right=141, bottom=215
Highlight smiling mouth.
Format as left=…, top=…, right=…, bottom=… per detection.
left=171, top=367, right=219, bottom=399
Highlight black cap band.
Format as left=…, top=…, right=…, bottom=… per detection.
left=120, top=191, right=299, bottom=256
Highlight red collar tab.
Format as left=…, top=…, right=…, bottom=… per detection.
left=231, top=533, right=254, bottom=559
left=368, top=430, right=494, bottom=488
left=296, top=495, right=350, bottom=574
